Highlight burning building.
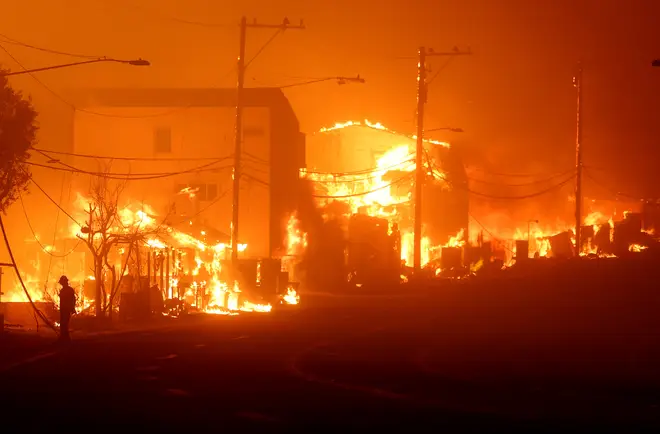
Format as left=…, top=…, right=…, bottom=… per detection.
left=2, top=88, right=306, bottom=321
left=301, top=120, right=468, bottom=283
left=69, top=87, right=305, bottom=258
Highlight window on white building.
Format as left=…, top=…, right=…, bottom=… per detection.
left=154, top=127, right=172, bottom=153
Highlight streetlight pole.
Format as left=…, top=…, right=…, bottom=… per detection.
left=413, top=46, right=471, bottom=273
left=0, top=58, right=150, bottom=76
left=573, top=62, right=583, bottom=256
left=231, top=17, right=305, bottom=264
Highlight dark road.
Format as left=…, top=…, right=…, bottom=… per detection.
left=2, top=293, right=659, bottom=432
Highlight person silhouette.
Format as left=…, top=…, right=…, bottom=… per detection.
left=58, top=276, right=76, bottom=342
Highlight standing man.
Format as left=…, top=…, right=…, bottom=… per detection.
left=58, top=275, right=76, bottom=342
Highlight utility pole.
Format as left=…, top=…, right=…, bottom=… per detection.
left=413, top=46, right=471, bottom=272
left=413, top=47, right=427, bottom=273
left=573, top=62, right=583, bottom=256
left=231, top=17, right=305, bottom=263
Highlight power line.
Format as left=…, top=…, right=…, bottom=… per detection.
left=245, top=29, right=282, bottom=68
left=1, top=41, right=236, bottom=119
left=31, top=147, right=232, bottom=162
left=468, top=213, right=515, bottom=255
left=26, top=159, right=232, bottom=180
left=304, top=157, right=417, bottom=177
left=427, top=56, right=456, bottom=86
left=467, top=166, right=567, bottom=178
left=433, top=164, right=576, bottom=200
left=29, top=177, right=82, bottom=227
left=583, top=169, right=643, bottom=200
left=173, top=188, right=231, bottom=225
left=0, top=32, right=101, bottom=59
left=311, top=173, right=414, bottom=199
left=467, top=169, right=575, bottom=187
left=110, top=1, right=233, bottom=28
left=19, top=193, right=82, bottom=258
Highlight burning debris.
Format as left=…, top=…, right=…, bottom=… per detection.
left=3, top=184, right=300, bottom=322
left=294, top=120, right=660, bottom=288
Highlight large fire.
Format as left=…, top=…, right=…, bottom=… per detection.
left=3, top=119, right=655, bottom=309
left=4, top=191, right=298, bottom=315
left=300, top=120, right=655, bottom=277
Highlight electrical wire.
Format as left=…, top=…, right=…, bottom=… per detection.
left=427, top=56, right=456, bottom=86
left=26, top=159, right=232, bottom=181
left=19, top=193, right=82, bottom=258
left=31, top=147, right=232, bottom=162
left=173, top=188, right=231, bottom=225
left=460, top=174, right=575, bottom=200
left=44, top=174, right=67, bottom=287
left=467, top=166, right=570, bottom=178
left=468, top=213, right=515, bottom=254
left=29, top=177, right=82, bottom=228
left=110, top=1, right=233, bottom=28
left=243, top=152, right=269, bottom=164
left=305, top=162, right=416, bottom=184
left=245, top=29, right=283, bottom=69
left=304, top=157, right=417, bottom=177
left=311, top=173, right=414, bottom=199
left=1, top=41, right=237, bottom=119
left=0, top=32, right=100, bottom=59
left=467, top=169, right=575, bottom=187
left=433, top=162, right=576, bottom=200
left=583, top=169, right=643, bottom=200
left=243, top=173, right=269, bottom=187
left=0, top=214, right=59, bottom=333
left=34, top=147, right=229, bottom=175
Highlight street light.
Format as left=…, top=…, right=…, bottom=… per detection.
left=426, top=127, right=464, bottom=133
left=0, top=57, right=151, bottom=77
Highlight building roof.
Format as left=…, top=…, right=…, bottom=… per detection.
left=69, top=87, right=294, bottom=111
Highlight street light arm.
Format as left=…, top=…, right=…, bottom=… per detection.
left=426, top=127, right=464, bottom=133
left=277, top=75, right=366, bottom=89
left=1, top=57, right=150, bottom=77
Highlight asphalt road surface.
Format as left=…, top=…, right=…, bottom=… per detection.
left=1, top=294, right=659, bottom=432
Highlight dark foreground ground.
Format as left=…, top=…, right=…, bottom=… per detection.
left=2, top=260, right=660, bottom=432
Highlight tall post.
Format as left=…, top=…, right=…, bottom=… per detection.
left=231, top=16, right=247, bottom=264
left=574, top=63, right=583, bottom=255
left=413, top=47, right=427, bottom=272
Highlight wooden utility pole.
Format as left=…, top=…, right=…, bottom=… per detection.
left=413, top=47, right=427, bottom=272
left=574, top=63, right=583, bottom=255
left=231, top=17, right=305, bottom=263
left=413, top=46, right=471, bottom=272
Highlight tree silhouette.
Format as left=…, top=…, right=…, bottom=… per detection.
left=0, top=68, right=38, bottom=213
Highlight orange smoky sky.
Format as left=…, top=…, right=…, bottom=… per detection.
left=2, top=0, right=660, bottom=197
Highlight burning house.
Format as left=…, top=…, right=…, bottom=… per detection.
left=302, top=120, right=469, bottom=284
left=70, top=87, right=305, bottom=258
left=1, top=88, right=305, bottom=323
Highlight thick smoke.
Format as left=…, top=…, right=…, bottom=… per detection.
left=294, top=180, right=346, bottom=292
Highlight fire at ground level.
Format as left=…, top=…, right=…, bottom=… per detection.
left=2, top=196, right=658, bottom=330
left=2, top=119, right=660, bottom=327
